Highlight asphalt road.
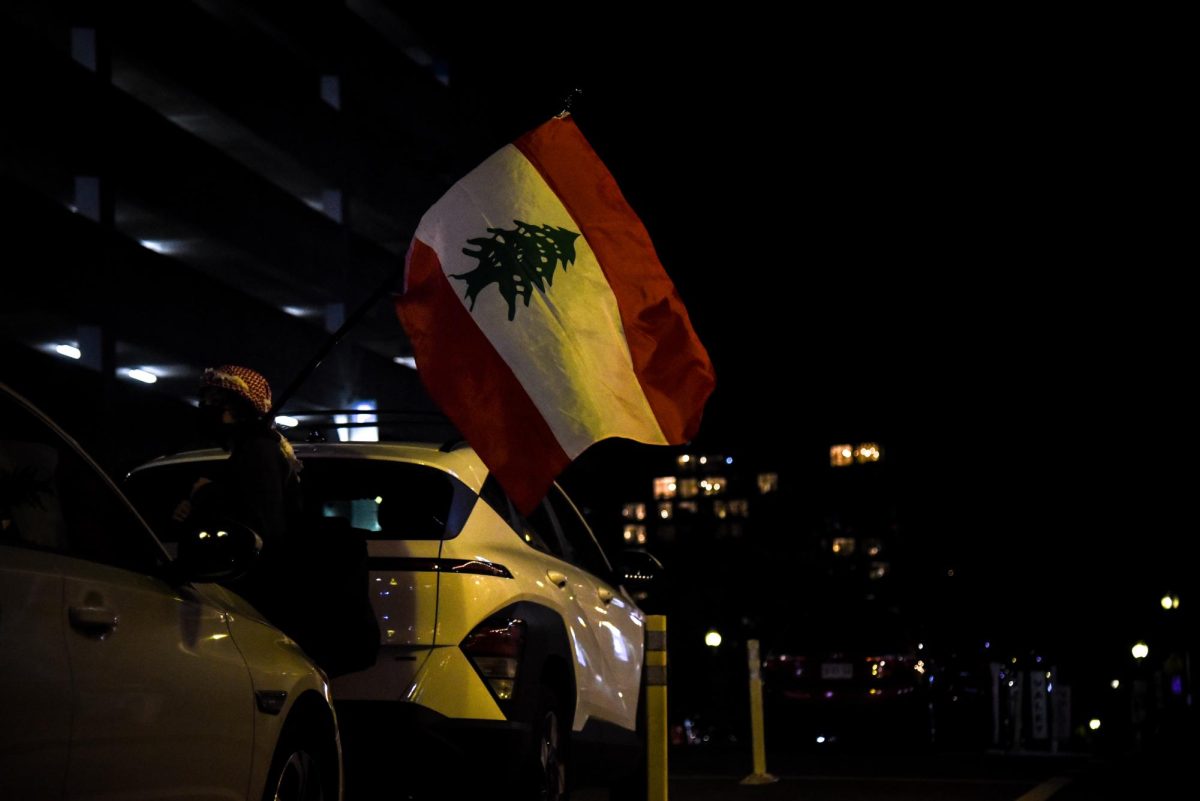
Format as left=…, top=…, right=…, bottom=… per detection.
left=573, top=744, right=1193, bottom=801
left=343, top=718, right=1196, bottom=799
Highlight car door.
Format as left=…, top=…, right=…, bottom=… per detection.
left=61, top=564, right=254, bottom=800
left=0, top=548, right=71, bottom=801
left=543, top=486, right=644, bottom=730
left=1, top=387, right=256, bottom=800
left=2, top=393, right=79, bottom=800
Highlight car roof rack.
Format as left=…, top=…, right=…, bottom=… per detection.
left=277, top=409, right=462, bottom=447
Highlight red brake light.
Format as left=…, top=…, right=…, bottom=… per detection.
left=461, top=618, right=526, bottom=702
left=461, top=618, right=526, bottom=658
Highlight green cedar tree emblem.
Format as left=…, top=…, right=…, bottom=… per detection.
left=453, top=220, right=581, bottom=321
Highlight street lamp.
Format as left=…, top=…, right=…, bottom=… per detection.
left=1131, top=641, right=1149, bottom=661
left=1160, top=594, right=1180, bottom=610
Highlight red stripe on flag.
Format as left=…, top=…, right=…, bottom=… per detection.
left=514, top=118, right=715, bottom=442
left=397, top=239, right=571, bottom=514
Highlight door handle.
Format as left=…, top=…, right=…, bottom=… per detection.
left=546, top=570, right=568, bottom=588
left=597, top=587, right=614, bottom=604
left=69, top=605, right=119, bottom=635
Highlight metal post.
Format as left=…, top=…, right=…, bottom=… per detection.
left=645, top=615, right=668, bottom=801
left=740, top=639, right=778, bottom=785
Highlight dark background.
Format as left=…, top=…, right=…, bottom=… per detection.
left=2, top=3, right=1192, bottom=723
left=404, top=11, right=1194, bottom=662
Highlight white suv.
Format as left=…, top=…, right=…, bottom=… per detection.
left=126, top=433, right=654, bottom=799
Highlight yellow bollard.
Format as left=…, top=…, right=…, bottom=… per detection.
left=740, top=639, right=779, bottom=785
left=645, top=614, right=669, bottom=801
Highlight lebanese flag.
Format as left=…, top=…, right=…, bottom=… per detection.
left=396, top=116, right=715, bottom=514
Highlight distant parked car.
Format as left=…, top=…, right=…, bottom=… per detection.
left=762, top=600, right=935, bottom=747
left=0, top=382, right=341, bottom=801
left=125, top=418, right=660, bottom=799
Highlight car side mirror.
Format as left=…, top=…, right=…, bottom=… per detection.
left=616, top=549, right=664, bottom=610
left=170, top=519, right=262, bottom=583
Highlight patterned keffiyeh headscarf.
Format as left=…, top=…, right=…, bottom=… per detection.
left=201, top=365, right=273, bottom=415
left=200, top=364, right=302, bottom=474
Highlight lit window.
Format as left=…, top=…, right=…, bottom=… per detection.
left=677, top=500, right=698, bottom=514
left=865, top=539, right=882, bottom=557
left=869, top=561, right=889, bottom=580
left=335, top=402, right=378, bottom=442
left=622, top=503, right=647, bottom=521
left=831, top=445, right=854, bottom=467
left=855, top=443, right=882, bottom=463
left=653, top=476, right=677, bottom=499
left=677, top=454, right=693, bottom=468
left=623, top=524, right=645, bottom=542
left=657, top=502, right=673, bottom=520
left=636, top=529, right=647, bottom=545
left=713, top=500, right=728, bottom=519
left=831, top=537, right=856, bottom=556
left=728, top=499, right=749, bottom=518
left=678, top=478, right=699, bottom=498
left=757, top=473, right=779, bottom=493
left=702, top=476, right=727, bottom=496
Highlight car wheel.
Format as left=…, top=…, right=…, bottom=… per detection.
left=264, top=723, right=332, bottom=801
left=530, top=686, right=569, bottom=801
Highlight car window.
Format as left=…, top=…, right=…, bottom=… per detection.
left=480, top=475, right=563, bottom=558
left=0, top=390, right=162, bottom=574
left=123, top=460, right=220, bottom=555
left=127, top=457, right=472, bottom=544
left=503, top=498, right=563, bottom=559
left=545, top=485, right=612, bottom=579
left=523, top=499, right=566, bottom=559
left=299, top=459, right=469, bottom=540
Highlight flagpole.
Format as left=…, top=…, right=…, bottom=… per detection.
left=556, top=87, right=583, bottom=118
left=272, top=86, right=579, bottom=420
left=268, top=260, right=405, bottom=418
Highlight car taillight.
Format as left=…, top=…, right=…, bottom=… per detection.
left=461, top=618, right=526, bottom=701
left=865, top=654, right=920, bottom=683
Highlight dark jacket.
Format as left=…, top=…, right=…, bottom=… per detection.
left=192, top=427, right=302, bottom=555
left=190, top=427, right=300, bottom=621
left=193, top=427, right=377, bottom=676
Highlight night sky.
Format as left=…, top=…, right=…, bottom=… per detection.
left=400, top=12, right=1192, bottom=663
